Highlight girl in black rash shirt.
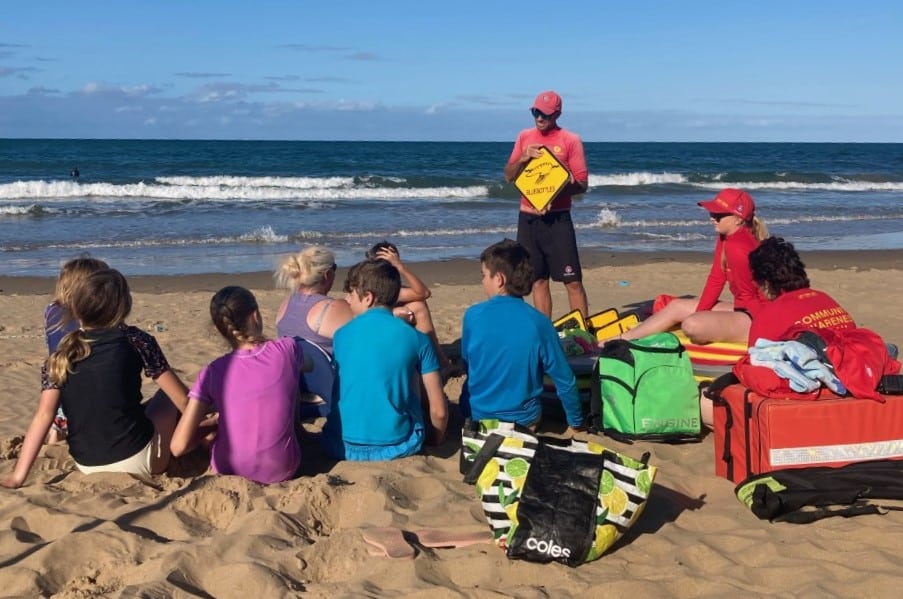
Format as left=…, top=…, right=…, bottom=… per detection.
left=2, top=269, right=190, bottom=488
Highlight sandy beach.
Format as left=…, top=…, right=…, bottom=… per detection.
left=2, top=249, right=903, bottom=598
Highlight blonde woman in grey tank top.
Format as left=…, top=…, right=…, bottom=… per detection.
left=275, top=246, right=353, bottom=355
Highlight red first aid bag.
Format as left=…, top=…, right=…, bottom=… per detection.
left=712, top=383, right=903, bottom=484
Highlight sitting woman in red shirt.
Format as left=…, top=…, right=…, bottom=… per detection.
left=700, top=236, right=858, bottom=428
left=746, top=236, right=855, bottom=345
left=617, top=188, right=768, bottom=345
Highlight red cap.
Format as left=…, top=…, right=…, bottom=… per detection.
left=698, top=188, right=755, bottom=220
left=532, top=90, right=562, bottom=115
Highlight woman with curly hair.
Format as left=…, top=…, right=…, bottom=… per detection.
left=746, top=236, right=855, bottom=345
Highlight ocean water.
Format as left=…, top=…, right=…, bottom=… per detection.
left=2, top=139, right=903, bottom=277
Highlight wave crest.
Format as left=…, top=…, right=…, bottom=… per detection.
left=0, top=179, right=489, bottom=202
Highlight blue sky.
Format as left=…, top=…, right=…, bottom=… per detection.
left=2, top=1, right=902, bottom=142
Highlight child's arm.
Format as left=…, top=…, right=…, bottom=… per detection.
left=541, top=328, right=584, bottom=429
left=421, top=371, right=448, bottom=445
left=154, top=370, right=190, bottom=413
left=1, top=389, right=60, bottom=488
left=170, top=398, right=208, bottom=457
left=373, top=246, right=431, bottom=302
left=396, top=272, right=430, bottom=304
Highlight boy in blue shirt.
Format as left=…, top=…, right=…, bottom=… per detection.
left=461, top=239, right=584, bottom=430
left=323, top=259, right=448, bottom=461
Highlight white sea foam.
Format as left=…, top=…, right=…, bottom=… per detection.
left=238, top=226, right=288, bottom=243
left=156, top=175, right=356, bottom=189
left=635, top=231, right=709, bottom=242
left=584, top=208, right=621, bottom=229
left=21, top=230, right=292, bottom=252
left=614, top=213, right=898, bottom=229
left=0, top=179, right=489, bottom=202
left=571, top=211, right=900, bottom=233
left=0, top=205, right=38, bottom=215
left=296, top=225, right=517, bottom=241
left=694, top=180, right=903, bottom=192
left=589, top=172, right=688, bottom=187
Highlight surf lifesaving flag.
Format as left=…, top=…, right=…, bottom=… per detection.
left=513, top=146, right=571, bottom=212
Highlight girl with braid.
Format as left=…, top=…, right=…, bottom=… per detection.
left=3, top=268, right=190, bottom=488
left=171, top=286, right=310, bottom=484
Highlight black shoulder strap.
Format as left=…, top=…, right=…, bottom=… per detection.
left=462, top=433, right=505, bottom=484
left=588, top=359, right=602, bottom=433
left=703, top=372, right=739, bottom=399
left=601, top=428, right=634, bottom=445
left=775, top=503, right=902, bottom=524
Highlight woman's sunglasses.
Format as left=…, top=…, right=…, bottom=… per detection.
left=709, top=213, right=734, bottom=222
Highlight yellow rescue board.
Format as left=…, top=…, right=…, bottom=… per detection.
left=594, top=314, right=640, bottom=341
left=587, top=308, right=619, bottom=332
left=672, top=329, right=747, bottom=383
left=672, top=330, right=747, bottom=365
left=553, top=309, right=586, bottom=332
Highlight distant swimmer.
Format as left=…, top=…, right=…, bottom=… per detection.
left=70, top=166, right=79, bottom=178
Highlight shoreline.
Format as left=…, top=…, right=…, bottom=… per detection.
left=2, top=248, right=901, bottom=296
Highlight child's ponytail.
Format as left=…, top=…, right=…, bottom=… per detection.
left=47, top=329, right=92, bottom=386
left=47, top=268, right=132, bottom=386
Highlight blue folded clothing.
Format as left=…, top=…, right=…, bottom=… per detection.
left=749, top=338, right=847, bottom=395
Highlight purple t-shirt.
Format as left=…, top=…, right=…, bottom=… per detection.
left=189, top=337, right=303, bottom=484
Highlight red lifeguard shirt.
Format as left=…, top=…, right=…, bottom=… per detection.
left=508, top=126, right=587, bottom=213
left=696, top=226, right=765, bottom=315
left=748, top=287, right=856, bottom=345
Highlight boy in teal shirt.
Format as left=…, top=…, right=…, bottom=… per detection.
left=323, top=259, right=448, bottom=461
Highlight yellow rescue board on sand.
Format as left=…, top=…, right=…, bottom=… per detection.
left=672, top=330, right=747, bottom=364
left=553, top=309, right=586, bottom=332
left=594, top=313, right=640, bottom=341
left=671, top=329, right=748, bottom=384
left=513, top=146, right=570, bottom=212
left=587, top=308, right=619, bottom=332
left=553, top=307, right=639, bottom=341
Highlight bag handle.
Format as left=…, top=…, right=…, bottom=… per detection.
left=462, top=433, right=506, bottom=484
left=702, top=372, right=739, bottom=399
left=588, top=357, right=602, bottom=433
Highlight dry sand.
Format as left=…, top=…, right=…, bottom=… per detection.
left=1, top=249, right=902, bottom=598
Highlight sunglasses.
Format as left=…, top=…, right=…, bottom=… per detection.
left=709, top=213, right=734, bottom=222
left=531, top=108, right=555, bottom=120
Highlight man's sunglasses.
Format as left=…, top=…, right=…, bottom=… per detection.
left=531, top=108, right=555, bottom=120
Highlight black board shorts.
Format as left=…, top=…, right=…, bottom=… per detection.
left=517, top=210, right=583, bottom=283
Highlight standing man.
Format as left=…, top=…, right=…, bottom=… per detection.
left=504, top=90, right=588, bottom=319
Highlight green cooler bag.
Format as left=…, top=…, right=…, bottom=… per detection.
left=589, top=332, right=702, bottom=442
